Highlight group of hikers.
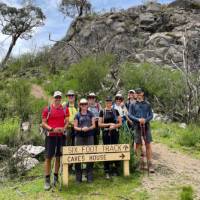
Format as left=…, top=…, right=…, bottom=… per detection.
left=42, top=88, right=154, bottom=190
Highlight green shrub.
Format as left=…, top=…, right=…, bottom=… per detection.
left=30, top=98, right=47, bottom=123
left=0, top=118, right=19, bottom=146
left=43, top=54, right=114, bottom=98
left=177, top=126, right=200, bottom=147
left=180, top=186, right=194, bottom=200
left=120, top=63, right=186, bottom=120
left=158, top=128, right=173, bottom=138
left=119, top=126, right=136, bottom=172
left=9, top=79, right=32, bottom=121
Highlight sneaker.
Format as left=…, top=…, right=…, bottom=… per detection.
left=53, top=174, right=59, bottom=186
left=148, top=161, right=155, bottom=173
left=105, top=173, right=110, bottom=180
left=44, top=176, right=51, bottom=191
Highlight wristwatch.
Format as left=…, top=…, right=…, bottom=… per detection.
left=49, top=127, right=54, bottom=132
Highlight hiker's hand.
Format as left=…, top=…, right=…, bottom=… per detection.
left=109, top=124, right=116, bottom=130
left=139, top=118, right=145, bottom=125
left=109, top=123, right=115, bottom=126
left=54, top=127, right=64, bottom=133
left=82, top=127, right=89, bottom=132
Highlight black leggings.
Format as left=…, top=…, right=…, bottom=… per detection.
left=103, top=130, right=120, bottom=173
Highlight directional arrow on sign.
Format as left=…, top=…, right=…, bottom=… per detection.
left=123, top=145, right=129, bottom=151
left=119, top=153, right=125, bottom=159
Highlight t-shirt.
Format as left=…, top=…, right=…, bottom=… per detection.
left=74, top=111, right=94, bottom=137
left=112, top=104, right=128, bottom=117
left=62, top=102, right=78, bottom=126
left=99, top=109, right=119, bottom=124
left=68, top=105, right=78, bottom=126
left=88, top=103, right=101, bottom=118
left=42, top=104, right=69, bottom=137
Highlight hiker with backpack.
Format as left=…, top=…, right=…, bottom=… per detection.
left=87, top=92, right=102, bottom=145
left=125, top=89, right=137, bottom=111
left=98, top=96, right=122, bottom=179
left=74, top=98, right=95, bottom=183
left=63, top=90, right=78, bottom=146
left=128, top=88, right=154, bottom=173
left=42, top=91, right=69, bottom=190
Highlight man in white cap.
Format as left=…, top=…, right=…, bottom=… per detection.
left=125, top=89, right=137, bottom=111
left=87, top=92, right=101, bottom=145
left=42, top=91, right=69, bottom=190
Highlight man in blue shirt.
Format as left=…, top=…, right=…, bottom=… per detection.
left=128, top=88, right=154, bottom=173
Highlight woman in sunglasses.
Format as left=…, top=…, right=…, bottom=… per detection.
left=74, top=98, right=95, bottom=183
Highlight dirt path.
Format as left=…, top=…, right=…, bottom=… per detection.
left=142, top=143, right=200, bottom=199
left=31, top=84, right=48, bottom=100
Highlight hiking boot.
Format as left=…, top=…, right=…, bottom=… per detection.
left=53, top=174, right=59, bottom=186
left=44, top=176, right=51, bottom=191
left=105, top=173, right=111, bottom=180
left=148, top=161, right=155, bottom=173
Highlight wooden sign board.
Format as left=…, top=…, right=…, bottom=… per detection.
left=63, top=144, right=130, bottom=155
left=62, top=144, right=130, bottom=187
left=63, top=152, right=130, bottom=164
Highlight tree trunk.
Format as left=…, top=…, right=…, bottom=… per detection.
left=1, top=37, right=17, bottom=69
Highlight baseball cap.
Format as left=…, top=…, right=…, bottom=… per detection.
left=88, top=92, right=96, bottom=97
left=128, top=89, right=135, bottom=93
left=53, top=91, right=62, bottom=97
left=66, top=90, right=75, bottom=96
left=80, top=98, right=88, bottom=104
left=105, top=96, right=113, bottom=101
left=135, top=88, right=144, bottom=94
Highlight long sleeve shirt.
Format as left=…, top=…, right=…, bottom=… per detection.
left=128, top=100, right=153, bottom=124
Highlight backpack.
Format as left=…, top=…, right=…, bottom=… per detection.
left=76, top=110, right=93, bottom=123
left=102, top=108, right=118, bottom=124
left=96, top=103, right=100, bottom=112
left=40, top=104, right=67, bottom=136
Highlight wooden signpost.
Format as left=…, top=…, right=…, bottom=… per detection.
left=62, top=144, right=130, bottom=186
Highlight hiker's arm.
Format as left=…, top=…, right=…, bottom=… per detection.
left=42, top=118, right=53, bottom=131
left=98, top=117, right=110, bottom=128
left=74, top=119, right=82, bottom=132
left=128, top=105, right=139, bottom=122
left=115, top=116, right=122, bottom=128
left=126, top=115, right=133, bottom=125
left=64, top=116, right=69, bottom=130
left=145, top=106, right=153, bottom=123
left=88, top=117, right=95, bottom=130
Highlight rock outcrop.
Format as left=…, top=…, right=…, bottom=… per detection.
left=52, top=0, right=200, bottom=69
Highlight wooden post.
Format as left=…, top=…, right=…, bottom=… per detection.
left=123, top=160, right=130, bottom=176
left=62, top=164, right=69, bottom=187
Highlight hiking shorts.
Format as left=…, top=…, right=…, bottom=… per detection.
left=45, top=136, right=64, bottom=158
left=134, top=125, right=152, bottom=144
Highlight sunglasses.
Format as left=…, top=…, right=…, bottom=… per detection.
left=55, top=96, right=62, bottom=99
left=68, top=95, right=75, bottom=97
left=88, top=96, right=95, bottom=99
left=80, top=103, right=88, bottom=106
left=116, top=98, right=122, bottom=100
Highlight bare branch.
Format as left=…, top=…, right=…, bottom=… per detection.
left=48, top=33, right=82, bottom=58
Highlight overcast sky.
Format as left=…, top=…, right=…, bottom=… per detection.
left=0, top=0, right=174, bottom=59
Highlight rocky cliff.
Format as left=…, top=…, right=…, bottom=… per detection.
left=52, top=0, right=200, bottom=69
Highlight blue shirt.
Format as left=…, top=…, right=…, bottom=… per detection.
left=128, top=100, right=153, bottom=124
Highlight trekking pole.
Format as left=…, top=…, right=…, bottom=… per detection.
left=140, top=124, right=145, bottom=173
left=51, top=133, right=58, bottom=192
left=59, top=145, right=63, bottom=191
left=141, top=124, right=150, bottom=176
